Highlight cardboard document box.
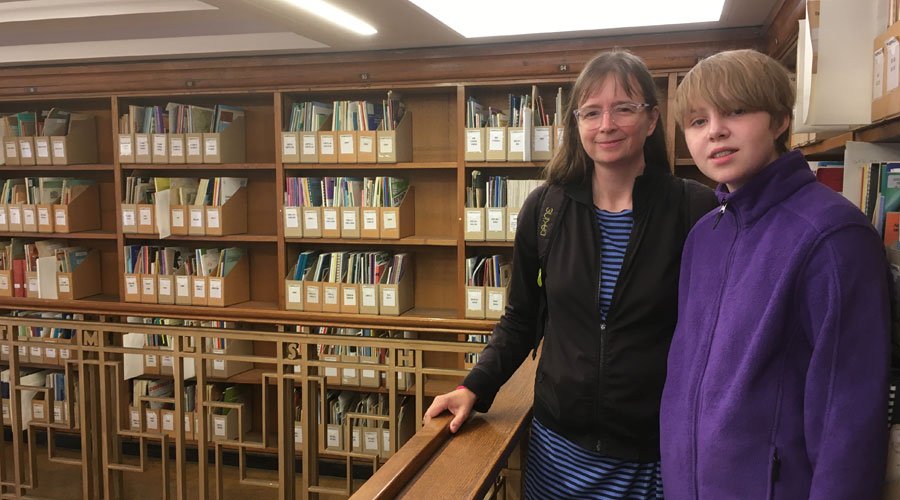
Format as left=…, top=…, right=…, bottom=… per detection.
left=507, top=127, right=526, bottom=161
left=464, top=128, right=486, bottom=162
left=359, top=358, right=380, bottom=388
left=123, top=273, right=141, bottom=302
left=207, top=253, right=250, bottom=307
left=207, top=338, right=253, bottom=378
left=486, top=127, right=507, bottom=161
left=35, top=136, right=53, bottom=165
left=143, top=348, right=160, bottom=375
left=167, top=133, right=186, bottom=163
left=121, top=204, right=138, bottom=233
left=380, top=188, right=415, bottom=239
left=129, top=406, right=143, bottom=432
left=136, top=203, right=156, bottom=234
left=340, top=283, right=359, bottom=314
left=337, top=131, right=358, bottom=163
left=157, top=274, right=175, bottom=305
left=320, top=354, right=340, bottom=385
left=532, top=125, right=554, bottom=161
left=303, top=281, right=323, bottom=312
left=3, top=138, right=19, bottom=166
left=322, top=207, right=341, bottom=238
left=341, top=207, right=360, bottom=238
left=151, top=133, right=169, bottom=164
left=134, top=133, right=152, bottom=163
left=203, top=116, right=245, bottom=163
left=170, top=205, right=188, bottom=236
left=28, top=340, right=45, bottom=364
left=191, top=276, right=208, bottom=306
left=485, top=207, right=507, bottom=241
left=43, top=338, right=60, bottom=366
left=31, top=396, right=48, bottom=423
left=160, top=409, right=176, bottom=437
left=36, top=204, right=53, bottom=233
left=464, top=208, right=486, bottom=241
left=359, top=284, right=379, bottom=315
left=7, top=204, right=23, bottom=232
left=0, top=205, right=8, bottom=231
left=50, top=114, right=98, bottom=165
left=53, top=183, right=101, bottom=233
left=360, top=207, right=379, bottom=239
left=188, top=206, right=205, bottom=236
left=57, top=249, right=101, bottom=300
left=507, top=209, right=520, bottom=241
left=357, top=131, right=377, bottom=163
left=186, top=133, right=204, bottom=163
left=554, top=125, right=565, bottom=149
left=317, top=131, right=338, bottom=163
left=140, top=274, right=158, bottom=304
left=377, top=111, right=412, bottom=163
left=175, top=275, right=192, bottom=305
left=321, top=282, right=341, bottom=313
left=299, top=132, right=318, bottom=163
left=17, top=137, right=36, bottom=166
left=0, top=270, right=12, bottom=297
left=283, top=206, right=302, bottom=237
left=25, top=271, right=39, bottom=298
left=210, top=404, right=249, bottom=442
left=118, top=134, right=135, bottom=163
left=302, top=206, right=322, bottom=238
left=326, top=423, right=344, bottom=451
left=465, top=286, right=485, bottom=319
left=58, top=337, right=78, bottom=363
left=205, top=186, right=248, bottom=236
left=379, top=271, right=414, bottom=316
left=281, top=131, right=300, bottom=163
left=144, top=408, right=161, bottom=434
left=21, top=204, right=37, bottom=232
left=485, top=286, right=509, bottom=320
left=285, top=273, right=304, bottom=311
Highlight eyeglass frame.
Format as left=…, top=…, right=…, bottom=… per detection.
left=572, top=102, right=652, bottom=128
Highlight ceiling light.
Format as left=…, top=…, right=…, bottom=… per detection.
left=407, top=0, right=725, bottom=38
left=283, top=0, right=377, bottom=36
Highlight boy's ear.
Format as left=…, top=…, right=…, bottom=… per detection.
left=772, top=114, right=790, bottom=138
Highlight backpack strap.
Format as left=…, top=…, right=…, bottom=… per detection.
left=532, top=184, right=569, bottom=358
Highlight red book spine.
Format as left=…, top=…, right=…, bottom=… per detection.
left=12, top=259, right=26, bottom=297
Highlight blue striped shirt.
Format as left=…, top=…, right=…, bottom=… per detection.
left=597, top=208, right=633, bottom=320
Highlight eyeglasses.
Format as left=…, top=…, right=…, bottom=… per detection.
left=573, top=102, right=651, bottom=128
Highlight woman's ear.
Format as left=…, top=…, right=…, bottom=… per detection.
left=646, top=106, right=661, bottom=137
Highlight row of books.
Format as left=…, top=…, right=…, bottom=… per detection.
left=118, top=103, right=244, bottom=134
left=124, top=176, right=246, bottom=207
left=285, top=93, right=404, bottom=134
left=465, top=173, right=542, bottom=209
left=1, top=177, right=95, bottom=206
left=284, top=176, right=408, bottom=208
left=465, top=254, right=511, bottom=320
left=2, top=368, right=77, bottom=426
left=291, top=251, right=408, bottom=285
left=0, top=109, right=73, bottom=138
left=465, top=87, right=564, bottom=129
left=124, top=245, right=244, bottom=278
left=280, top=108, right=411, bottom=164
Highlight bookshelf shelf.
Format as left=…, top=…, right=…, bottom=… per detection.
left=465, top=161, right=546, bottom=169
left=3, top=164, right=115, bottom=172
left=284, top=162, right=456, bottom=171
left=465, top=241, right=514, bottom=248
left=0, top=231, right=116, bottom=240
left=125, top=234, right=278, bottom=243
left=285, top=236, right=456, bottom=247
left=121, top=163, right=276, bottom=171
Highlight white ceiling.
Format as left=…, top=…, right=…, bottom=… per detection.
left=0, top=0, right=783, bottom=66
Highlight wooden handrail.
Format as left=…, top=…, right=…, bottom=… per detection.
left=353, top=356, right=536, bottom=500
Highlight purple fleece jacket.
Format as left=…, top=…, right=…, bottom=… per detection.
left=660, top=151, right=890, bottom=499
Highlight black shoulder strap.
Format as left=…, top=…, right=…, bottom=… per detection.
left=532, top=184, right=568, bottom=358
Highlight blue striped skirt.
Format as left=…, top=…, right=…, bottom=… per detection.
left=524, top=418, right=663, bottom=499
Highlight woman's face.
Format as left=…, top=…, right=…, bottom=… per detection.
left=576, top=76, right=658, bottom=171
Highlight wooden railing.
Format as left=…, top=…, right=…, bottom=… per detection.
left=352, top=356, right=536, bottom=500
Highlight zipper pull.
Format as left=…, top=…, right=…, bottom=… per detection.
left=771, top=448, right=781, bottom=482
left=713, top=202, right=728, bottom=229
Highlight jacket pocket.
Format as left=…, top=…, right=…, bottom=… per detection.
left=765, top=445, right=780, bottom=500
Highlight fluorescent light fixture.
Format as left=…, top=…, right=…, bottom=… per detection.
left=283, top=0, right=377, bottom=36
left=0, top=0, right=217, bottom=24
left=407, top=0, right=726, bottom=38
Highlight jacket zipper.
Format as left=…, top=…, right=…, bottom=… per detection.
left=713, top=201, right=728, bottom=229
left=592, top=203, right=605, bottom=434
left=691, top=205, right=739, bottom=498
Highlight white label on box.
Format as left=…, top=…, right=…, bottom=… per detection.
left=382, top=211, right=397, bottom=230
left=2, top=345, right=8, bottom=356
left=360, top=136, right=374, bottom=153
left=20, top=141, right=32, bottom=158
left=162, top=412, right=175, bottom=431
left=209, top=279, right=222, bottom=299
left=213, top=358, right=225, bottom=371
left=28, top=277, right=38, bottom=292
left=342, top=210, right=357, bottom=230
left=153, top=136, right=166, bottom=155
left=304, top=210, right=319, bottom=230
left=60, top=348, right=71, bottom=359
left=23, top=208, right=35, bottom=226
left=362, top=287, right=377, bottom=307
left=509, top=130, right=525, bottom=152
left=282, top=134, right=297, bottom=156
left=5, top=142, right=16, bottom=158
left=36, top=141, right=49, bottom=158
left=323, top=209, right=338, bottom=230
left=509, top=212, right=518, bottom=234
left=130, top=409, right=141, bottom=429
left=38, top=207, right=49, bottom=225
left=302, top=135, right=316, bottom=155
left=193, top=280, right=206, bottom=298
left=363, top=210, right=377, bottom=230
left=488, top=290, right=504, bottom=311
left=159, top=278, right=171, bottom=296
left=379, top=137, right=394, bottom=154
left=488, top=209, right=503, bottom=232
left=30, top=346, right=42, bottom=357
left=52, top=141, right=66, bottom=158
left=288, top=284, right=302, bottom=303
left=188, top=137, right=201, bottom=156
left=285, top=208, right=299, bottom=228
left=162, top=355, right=173, bottom=367
left=205, top=138, right=218, bottom=156
left=146, top=411, right=158, bottom=430
left=185, top=415, right=193, bottom=432
left=466, top=130, right=482, bottom=153
left=213, top=416, right=226, bottom=437
left=206, top=210, right=220, bottom=229
left=177, top=276, right=190, bottom=296
left=362, top=368, right=376, bottom=379
left=534, top=128, right=551, bottom=152
left=343, top=368, right=357, bottom=378
left=875, top=48, right=885, bottom=100
left=122, top=209, right=135, bottom=227
left=119, top=137, right=133, bottom=156
left=18, top=346, right=26, bottom=357
left=327, top=427, right=340, bottom=447
left=45, top=347, right=57, bottom=359
left=383, top=430, right=391, bottom=453
left=324, top=286, right=338, bottom=304
left=0, top=209, right=6, bottom=225
left=136, top=136, right=150, bottom=156
left=325, top=366, right=338, bottom=377
left=172, top=209, right=185, bottom=228
left=888, top=38, right=900, bottom=92
left=365, top=431, right=379, bottom=452
left=382, top=288, right=397, bottom=308
left=352, top=429, right=361, bottom=449
left=343, top=287, right=357, bottom=306
left=58, top=276, right=70, bottom=293
left=466, top=210, right=482, bottom=232
left=294, top=423, right=303, bottom=444
left=146, top=354, right=158, bottom=367
left=0, top=275, right=7, bottom=290
left=139, top=207, right=152, bottom=226
left=8, top=207, right=20, bottom=224
left=190, top=209, right=203, bottom=228
left=142, top=277, right=154, bottom=295
left=339, top=134, right=354, bottom=154
left=305, top=286, right=319, bottom=304
left=53, top=404, right=62, bottom=421
left=170, top=138, right=184, bottom=156
left=489, top=129, right=505, bottom=151
left=467, top=289, right=483, bottom=309
left=890, top=175, right=900, bottom=190
left=33, top=404, right=44, bottom=420
left=320, top=135, right=335, bottom=155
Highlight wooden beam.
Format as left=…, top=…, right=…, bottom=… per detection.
left=762, top=0, right=806, bottom=65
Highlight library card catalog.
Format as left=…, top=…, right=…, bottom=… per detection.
left=466, top=130, right=483, bottom=153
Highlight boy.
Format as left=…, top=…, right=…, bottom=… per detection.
left=660, top=49, right=890, bottom=499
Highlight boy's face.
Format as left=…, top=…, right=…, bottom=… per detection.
left=682, top=99, right=789, bottom=192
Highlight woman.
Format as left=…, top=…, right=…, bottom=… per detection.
left=425, top=49, right=717, bottom=498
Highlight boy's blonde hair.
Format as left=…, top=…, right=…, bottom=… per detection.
left=674, top=49, right=795, bottom=153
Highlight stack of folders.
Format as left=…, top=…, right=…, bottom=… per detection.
left=464, top=254, right=512, bottom=320
left=285, top=176, right=363, bottom=208
left=125, top=245, right=193, bottom=276
left=291, top=250, right=396, bottom=284
left=54, top=246, right=89, bottom=273
left=0, top=177, right=92, bottom=205
left=287, top=101, right=332, bottom=133
left=465, top=172, right=542, bottom=241
left=119, top=103, right=244, bottom=135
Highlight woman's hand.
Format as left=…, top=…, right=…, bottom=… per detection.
left=423, top=386, right=477, bottom=433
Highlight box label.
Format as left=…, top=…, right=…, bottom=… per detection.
left=172, top=209, right=185, bottom=228
left=359, top=135, right=374, bottom=153
left=136, top=136, right=150, bottom=156
left=36, top=141, right=50, bottom=158
left=466, top=130, right=482, bottom=153
left=339, top=134, right=354, bottom=154
left=379, top=137, right=394, bottom=154
left=205, top=138, right=218, bottom=156
left=288, top=284, right=302, bottom=303
left=119, top=137, right=133, bottom=156
left=302, top=135, right=316, bottom=155
left=283, top=134, right=297, bottom=156
left=342, top=210, right=357, bottom=230
left=206, top=210, right=220, bottom=229
left=382, top=211, right=397, bottom=230
left=188, top=137, right=202, bottom=156
left=320, top=135, right=335, bottom=155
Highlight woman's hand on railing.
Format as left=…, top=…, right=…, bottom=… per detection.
left=423, top=386, right=476, bottom=433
